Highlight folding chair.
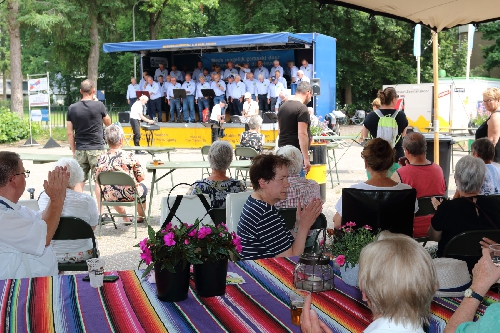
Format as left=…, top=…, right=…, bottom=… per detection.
left=123, top=133, right=134, bottom=146
left=326, top=143, right=340, bottom=188
left=201, top=145, right=212, bottom=179
left=443, top=230, right=500, bottom=272
left=234, top=147, right=258, bottom=181
left=414, top=196, right=446, bottom=245
left=97, top=171, right=146, bottom=239
left=341, top=188, right=417, bottom=237
left=52, top=217, right=98, bottom=271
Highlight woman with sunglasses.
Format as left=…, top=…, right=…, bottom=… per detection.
left=475, top=87, right=500, bottom=163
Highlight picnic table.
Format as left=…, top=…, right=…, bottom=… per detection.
left=122, top=146, right=176, bottom=160
left=0, top=257, right=495, bottom=332
left=145, top=160, right=251, bottom=222
left=19, top=153, right=72, bottom=164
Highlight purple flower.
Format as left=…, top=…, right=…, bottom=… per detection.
left=198, top=226, right=212, bottom=239
left=163, top=232, right=176, bottom=246
left=140, top=247, right=152, bottom=265
left=162, top=222, right=172, bottom=233
left=335, top=255, right=345, bottom=266
left=139, top=238, right=149, bottom=252
left=188, top=228, right=197, bottom=237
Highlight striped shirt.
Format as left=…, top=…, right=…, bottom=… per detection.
left=237, top=196, right=294, bottom=260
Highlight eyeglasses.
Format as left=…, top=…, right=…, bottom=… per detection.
left=483, top=99, right=495, bottom=103
left=14, top=170, right=30, bottom=178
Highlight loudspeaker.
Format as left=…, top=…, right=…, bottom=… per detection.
left=311, top=78, right=320, bottom=96
left=118, top=112, right=130, bottom=123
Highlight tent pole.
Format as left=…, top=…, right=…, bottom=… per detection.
left=433, top=31, right=440, bottom=165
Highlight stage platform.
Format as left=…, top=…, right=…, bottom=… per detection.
left=121, top=122, right=278, bottom=148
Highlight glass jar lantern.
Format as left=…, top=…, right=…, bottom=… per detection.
left=293, top=253, right=334, bottom=292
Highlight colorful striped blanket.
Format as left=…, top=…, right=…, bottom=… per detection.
left=0, top=257, right=496, bottom=332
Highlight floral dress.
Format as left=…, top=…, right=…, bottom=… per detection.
left=189, top=179, right=246, bottom=208
left=94, top=150, right=145, bottom=202
left=240, top=131, right=263, bottom=159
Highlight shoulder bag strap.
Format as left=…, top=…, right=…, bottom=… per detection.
left=465, top=197, right=499, bottom=229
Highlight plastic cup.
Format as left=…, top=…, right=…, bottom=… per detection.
left=288, top=289, right=310, bottom=326
left=87, top=258, right=105, bottom=288
left=153, top=159, right=159, bottom=166
left=490, top=244, right=500, bottom=266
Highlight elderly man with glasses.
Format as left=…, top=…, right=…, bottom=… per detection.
left=0, top=151, right=70, bottom=280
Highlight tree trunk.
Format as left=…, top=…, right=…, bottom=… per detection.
left=87, top=3, right=99, bottom=88
left=149, top=13, right=157, bottom=40
left=2, top=70, right=6, bottom=100
left=7, top=0, right=23, bottom=116
left=344, top=83, right=352, bottom=105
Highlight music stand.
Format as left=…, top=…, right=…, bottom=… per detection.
left=201, top=89, right=215, bottom=98
left=264, top=112, right=278, bottom=141
left=136, top=91, right=150, bottom=99
left=173, top=89, right=186, bottom=99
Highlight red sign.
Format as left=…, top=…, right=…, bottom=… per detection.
left=438, top=90, right=450, bottom=98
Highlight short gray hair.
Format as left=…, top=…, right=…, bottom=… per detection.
left=80, top=79, right=94, bottom=94
left=208, top=141, right=233, bottom=171
left=54, top=157, right=84, bottom=188
left=296, top=81, right=312, bottom=94
left=276, top=145, right=303, bottom=174
left=105, top=124, right=124, bottom=147
left=258, top=74, right=264, bottom=80
left=454, top=155, right=486, bottom=194
left=247, top=115, right=263, bottom=130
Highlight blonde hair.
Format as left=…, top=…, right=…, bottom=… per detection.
left=372, top=98, right=381, bottom=108
left=358, top=232, right=437, bottom=327
left=483, top=87, right=500, bottom=100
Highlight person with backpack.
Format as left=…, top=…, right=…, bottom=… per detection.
left=359, top=87, right=408, bottom=175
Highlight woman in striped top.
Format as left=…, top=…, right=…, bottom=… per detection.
left=237, top=154, right=323, bottom=260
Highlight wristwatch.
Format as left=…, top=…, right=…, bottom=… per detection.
left=464, top=288, right=483, bottom=302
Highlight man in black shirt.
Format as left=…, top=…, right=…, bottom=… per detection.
left=66, top=79, right=111, bottom=191
left=277, top=82, right=313, bottom=173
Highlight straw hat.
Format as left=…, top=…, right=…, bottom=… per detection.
left=433, top=258, right=471, bottom=297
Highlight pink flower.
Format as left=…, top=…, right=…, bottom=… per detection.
left=345, top=221, right=356, bottom=227
left=198, top=226, right=212, bottom=239
left=163, top=232, right=176, bottom=246
left=188, top=228, right=197, bottom=237
left=162, top=222, right=172, bottom=233
left=363, top=225, right=372, bottom=230
left=232, top=235, right=242, bottom=253
left=220, top=223, right=228, bottom=231
left=139, top=238, right=149, bottom=252
left=335, top=255, right=346, bottom=266
left=184, top=239, right=189, bottom=245
left=319, top=239, right=325, bottom=247
left=140, top=247, right=153, bottom=265
left=345, top=228, right=353, bottom=233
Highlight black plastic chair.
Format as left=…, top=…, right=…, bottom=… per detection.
left=443, top=230, right=500, bottom=272
left=52, top=217, right=98, bottom=271
left=279, top=209, right=327, bottom=253
left=341, top=188, right=417, bottom=237
left=414, top=196, right=447, bottom=244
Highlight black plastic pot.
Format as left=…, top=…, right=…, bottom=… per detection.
left=193, top=258, right=228, bottom=297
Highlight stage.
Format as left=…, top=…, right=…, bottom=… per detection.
left=121, top=122, right=278, bottom=148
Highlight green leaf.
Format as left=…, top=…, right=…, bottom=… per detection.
left=141, top=264, right=154, bottom=279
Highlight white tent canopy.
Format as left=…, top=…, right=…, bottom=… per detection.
left=320, top=0, right=500, bottom=31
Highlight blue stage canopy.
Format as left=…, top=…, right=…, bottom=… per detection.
left=103, top=32, right=313, bottom=53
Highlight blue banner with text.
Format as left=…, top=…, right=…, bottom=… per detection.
left=201, top=50, right=294, bottom=70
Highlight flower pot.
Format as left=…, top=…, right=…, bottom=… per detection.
left=154, top=262, right=190, bottom=302
left=340, top=264, right=359, bottom=287
left=193, top=258, right=228, bottom=297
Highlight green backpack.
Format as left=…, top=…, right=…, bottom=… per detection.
left=374, top=109, right=401, bottom=147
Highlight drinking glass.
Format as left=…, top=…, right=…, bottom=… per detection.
left=489, top=244, right=500, bottom=266
left=288, top=289, right=310, bottom=326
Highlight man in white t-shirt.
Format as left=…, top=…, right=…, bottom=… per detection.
left=210, top=100, right=226, bottom=142
left=129, top=95, right=155, bottom=154
left=0, top=151, right=70, bottom=280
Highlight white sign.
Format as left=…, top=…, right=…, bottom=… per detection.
left=29, top=94, right=49, bottom=106
left=29, top=78, right=48, bottom=92
left=31, top=109, right=42, bottom=121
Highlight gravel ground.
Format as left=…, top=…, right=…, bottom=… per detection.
left=1, top=124, right=463, bottom=273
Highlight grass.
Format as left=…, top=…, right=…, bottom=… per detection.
left=34, top=127, right=68, bottom=142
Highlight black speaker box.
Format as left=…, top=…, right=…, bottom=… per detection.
left=118, top=112, right=130, bottom=123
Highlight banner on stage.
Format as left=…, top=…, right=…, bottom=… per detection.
left=29, top=94, right=49, bottom=106
left=31, top=108, right=49, bottom=122
left=202, top=50, right=295, bottom=69
left=149, top=57, right=169, bottom=68
left=29, top=78, right=48, bottom=92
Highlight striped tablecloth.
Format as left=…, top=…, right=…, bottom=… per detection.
left=0, top=257, right=497, bottom=333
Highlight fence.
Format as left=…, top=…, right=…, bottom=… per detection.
left=33, top=106, right=130, bottom=128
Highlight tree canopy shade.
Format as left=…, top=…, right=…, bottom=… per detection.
left=316, top=0, right=500, bottom=32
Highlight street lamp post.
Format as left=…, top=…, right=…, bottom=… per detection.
left=132, top=0, right=148, bottom=79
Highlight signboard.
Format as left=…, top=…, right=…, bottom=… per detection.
left=149, top=57, right=169, bottom=68
left=202, top=50, right=295, bottom=70
left=29, top=94, right=49, bottom=106
left=29, top=78, right=48, bottom=92
left=31, top=109, right=49, bottom=122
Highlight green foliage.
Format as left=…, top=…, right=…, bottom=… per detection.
left=191, top=223, right=242, bottom=263
left=479, top=21, right=500, bottom=72
left=326, top=222, right=378, bottom=269
left=0, top=108, right=41, bottom=143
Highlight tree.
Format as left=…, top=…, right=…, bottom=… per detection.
left=479, top=21, right=500, bottom=72
left=7, top=0, right=22, bottom=115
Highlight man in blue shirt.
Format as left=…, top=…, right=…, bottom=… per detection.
left=167, top=77, right=182, bottom=122
left=225, top=75, right=235, bottom=116
left=231, top=75, right=246, bottom=116
left=126, top=77, right=139, bottom=107
left=245, top=72, right=258, bottom=101
left=269, top=60, right=284, bottom=78
left=255, top=74, right=270, bottom=112
left=192, top=61, right=204, bottom=81
left=254, top=60, right=269, bottom=80
left=154, top=63, right=168, bottom=81
left=223, top=62, right=239, bottom=80
left=181, top=74, right=196, bottom=123
left=195, top=76, right=211, bottom=122
left=146, top=76, right=161, bottom=120
left=300, top=59, right=313, bottom=79
left=211, top=74, right=226, bottom=114
left=170, top=65, right=184, bottom=83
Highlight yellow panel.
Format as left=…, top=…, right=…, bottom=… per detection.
left=305, top=164, right=326, bottom=184
left=407, top=115, right=450, bottom=132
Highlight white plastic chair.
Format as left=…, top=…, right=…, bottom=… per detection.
left=18, top=199, right=40, bottom=211
left=225, top=191, right=253, bottom=233
left=160, top=194, right=213, bottom=227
